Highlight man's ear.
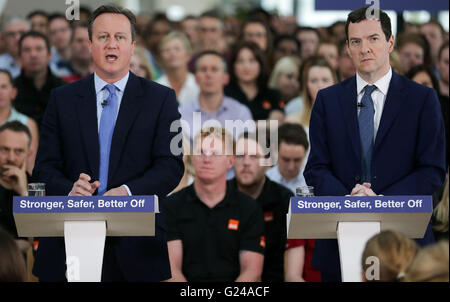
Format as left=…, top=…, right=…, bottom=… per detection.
left=388, top=35, right=395, bottom=54
left=223, top=72, right=230, bottom=86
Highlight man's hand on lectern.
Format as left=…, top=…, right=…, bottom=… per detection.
left=103, top=186, right=128, bottom=196
left=350, top=183, right=377, bottom=196
left=69, top=173, right=100, bottom=196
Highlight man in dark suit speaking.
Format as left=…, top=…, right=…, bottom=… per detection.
left=304, top=7, right=446, bottom=282
left=32, top=5, right=184, bottom=281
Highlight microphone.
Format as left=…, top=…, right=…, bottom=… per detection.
left=357, top=102, right=364, bottom=107
left=101, top=100, right=108, bottom=108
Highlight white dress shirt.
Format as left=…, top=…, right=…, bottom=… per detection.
left=356, top=67, right=392, bottom=140
left=94, top=72, right=132, bottom=195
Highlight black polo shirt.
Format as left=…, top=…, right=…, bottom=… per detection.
left=13, top=67, right=66, bottom=126
left=163, top=181, right=265, bottom=282
left=224, top=82, right=284, bottom=120
left=230, top=177, right=292, bottom=282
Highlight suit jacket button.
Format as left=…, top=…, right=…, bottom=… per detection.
left=355, top=175, right=360, bottom=182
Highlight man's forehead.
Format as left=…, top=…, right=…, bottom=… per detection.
left=0, top=130, right=29, bottom=145
left=92, top=13, right=131, bottom=31
left=348, top=18, right=384, bottom=34
left=236, top=138, right=263, bottom=155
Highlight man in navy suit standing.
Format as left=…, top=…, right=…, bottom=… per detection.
left=32, top=5, right=184, bottom=281
left=304, top=7, right=446, bottom=282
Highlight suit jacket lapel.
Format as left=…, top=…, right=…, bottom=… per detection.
left=76, top=74, right=100, bottom=178
left=340, top=76, right=362, bottom=163
left=108, top=72, right=144, bottom=182
left=373, top=71, right=405, bottom=151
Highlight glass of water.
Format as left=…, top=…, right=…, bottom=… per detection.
left=28, top=183, right=45, bottom=196
left=296, top=186, right=314, bottom=197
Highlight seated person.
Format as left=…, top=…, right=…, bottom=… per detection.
left=232, top=131, right=292, bottom=281
left=403, top=240, right=449, bottom=282
left=361, top=230, right=419, bottom=282
left=266, top=123, right=309, bottom=194
left=0, top=121, right=33, bottom=255
left=163, top=127, right=265, bottom=282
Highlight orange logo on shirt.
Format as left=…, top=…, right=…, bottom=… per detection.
left=262, top=100, right=272, bottom=110
left=260, top=236, right=266, bottom=248
left=228, top=219, right=239, bottom=231
left=264, top=212, right=274, bottom=222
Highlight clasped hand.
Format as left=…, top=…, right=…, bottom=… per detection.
left=69, top=173, right=127, bottom=196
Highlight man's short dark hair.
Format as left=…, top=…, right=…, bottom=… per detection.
left=18, top=31, right=51, bottom=55
left=48, top=13, right=68, bottom=25
left=27, top=10, right=48, bottom=21
left=0, top=121, right=32, bottom=147
left=274, top=34, right=301, bottom=52
left=88, top=5, right=136, bottom=41
left=238, top=130, right=272, bottom=159
left=71, top=21, right=89, bottom=42
left=194, top=50, right=228, bottom=73
left=345, top=6, right=392, bottom=42
left=278, top=123, right=309, bottom=151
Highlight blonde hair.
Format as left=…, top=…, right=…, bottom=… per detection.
left=299, top=56, right=338, bottom=127
left=268, top=56, right=301, bottom=90
left=403, top=241, right=449, bottom=282
left=159, top=30, right=192, bottom=55
left=193, top=126, right=235, bottom=155
left=362, top=230, right=419, bottom=282
left=133, top=46, right=154, bottom=80
left=433, top=172, right=449, bottom=233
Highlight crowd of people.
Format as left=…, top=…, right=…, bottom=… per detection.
left=0, top=5, right=448, bottom=282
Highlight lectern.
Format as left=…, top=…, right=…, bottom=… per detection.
left=287, top=195, right=432, bottom=282
left=13, top=195, right=158, bottom=282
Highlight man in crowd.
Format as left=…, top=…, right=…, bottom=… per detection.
left=27, top=10, right=48, bottom=35
left=0, top=18, right=30, bottom=78
left=179, top=50, right=254, bottom=147
left=60, top=22, right=93, bottom=83
left=420, top=20, right=445, bottom=69
left=266, top=123, right=309, bottom=194
left=0, top=121, right=33, bottom=254
left=164, top=127, right=265, bottom=282
left=296, top=27, right=321, bottom=60
left=198, top=12, right=227, bottom=54
left=232, top=131, right=292, bottom=281
left=305, top=7, right=446, bottom=282
left=396, top=32, right=427, bottom=74
left=47, top=13, right=73, bottom=77
left=13, top=31, right=66, bottom=126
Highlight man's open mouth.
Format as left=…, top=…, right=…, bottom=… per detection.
left=106, top=54, right=118, bottom=61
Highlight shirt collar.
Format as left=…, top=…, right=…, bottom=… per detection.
left=195, top=95, right=228, bottom=113
left=356, top=67, right=392, bottom=96
left=94, top=72, right=129, bottom=95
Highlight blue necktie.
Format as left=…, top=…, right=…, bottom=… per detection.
left=358, top=85, right=377, bottom=183
left=98, top=84, right=118, bottom=195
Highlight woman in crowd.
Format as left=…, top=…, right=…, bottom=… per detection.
left=0, top=227, right=27, bottom=282
left=285, top=56, right=338, bottom=128
left=156, top=31, right=200, bottom=106
left=0, top=69, right=38, bottom=174
left=130, top=46, right=154, bottom=80
left=361, top=230, right=419, bottom=282
left=432, top=172, right=449, bottom=242
left=268, top=56, right=302, bottom=115
left=405, top=64, right=440, bottom=90
left=224, top=41, right=284, bottom=121
left=403, top=240, right=449, bottom=282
